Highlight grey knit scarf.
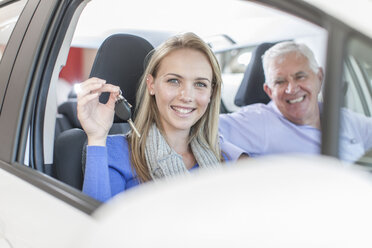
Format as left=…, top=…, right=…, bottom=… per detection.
left=144, top=124, right=221, bottom=180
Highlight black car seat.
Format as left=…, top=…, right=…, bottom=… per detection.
left=234, top=42, right=278, bottom=106
left=55, top=94, right=80, bottom=138
left=54, top=34, right=154, bottom=189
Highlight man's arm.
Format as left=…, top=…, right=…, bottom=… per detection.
left=219, top=105, right=268, bottom=159
left=219, top=134, right=247, bottom=161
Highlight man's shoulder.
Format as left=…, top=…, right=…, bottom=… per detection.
left=240, top=102, right=271, bottom=110
left=236, top=102, right=277, bottom=116
left=219, top=103, right=277, bottom=128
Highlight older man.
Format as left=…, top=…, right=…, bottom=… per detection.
left=219, top=41, right=372, bottom=162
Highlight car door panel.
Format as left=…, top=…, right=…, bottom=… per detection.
left=0, top=0, right=100, bottom=220
left=0, top=161, right=96, bottom=248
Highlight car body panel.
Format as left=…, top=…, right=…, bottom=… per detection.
left=0, top=161, right=95, bottom=248
left=77, top=155, right=372, bottom=248
left=0, top=0, right=100, bottom=206
left=0, top=0, right=33, bottom=114
left=0, top=1, right=99, bottom=246
left=0, top=0, right=60, bottom=162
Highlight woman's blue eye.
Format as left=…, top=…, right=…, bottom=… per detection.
left=195, top=82, right=207, bottom=88
left=167, top=78, right=179, bottom=84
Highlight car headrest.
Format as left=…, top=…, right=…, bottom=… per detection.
left=89, top=34, right=154, bottom=122
left=234, top=42, right=278, bottom=106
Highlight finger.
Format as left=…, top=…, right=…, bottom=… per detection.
left=97, top=84, right=121, bottom=107
left=99, top=84, right=121, bottom=95
left=77, top=92, right=100, bottom=110
left=106, top=91, right=120, bottom=108
left=77, top=92, right=101, bottom=121
left=80, top=77, right=106, bottom=88
left=80, top=82, right=120, bottom=99
left=108, top=84, right=122, bottom=103
left=78, top=81, right=105, bottom=99
left=90, top=77, right=106, bottom=82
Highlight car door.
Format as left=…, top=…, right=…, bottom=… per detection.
left=0, top=0, right=99, bottom=247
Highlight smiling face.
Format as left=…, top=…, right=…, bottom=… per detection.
left=147, top=48, right=213, bottom=135
left=263, top=52, right=323, bottom=127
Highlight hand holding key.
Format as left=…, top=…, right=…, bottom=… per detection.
left=77, top=77, right=120, bottom=146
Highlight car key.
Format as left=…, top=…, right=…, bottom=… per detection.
left=115, top=90, right=141, bottom=138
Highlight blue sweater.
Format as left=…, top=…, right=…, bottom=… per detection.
left=83, top=135, right=216, bottom=202
left=83, top=135, right=138, bottom=202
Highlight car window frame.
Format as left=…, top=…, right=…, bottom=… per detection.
left=343, top=34, right=372, bottom=166
left=0, top=0, right=100, bottom=214
left=0, top=0, right=37, bottom=116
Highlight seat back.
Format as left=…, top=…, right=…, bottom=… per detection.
left=55, top=97, right=79, bottom=134
left=91, top=33, right=154, bottom=122
left=234, top=42, right=278, bottom=106
left=54, top=128, right=86, bottom=189
left=54, top=34, right=154, bottom=189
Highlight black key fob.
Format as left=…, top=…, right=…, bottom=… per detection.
left=114, top=92, right=141, bottom=138
left=115, top=95, right=132, bottom=121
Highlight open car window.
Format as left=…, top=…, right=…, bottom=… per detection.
left=1, top=0, right=337, bottom=212
left=40, top=0, right=327, bottom=200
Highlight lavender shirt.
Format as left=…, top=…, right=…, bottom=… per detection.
left=219, top=101, right=372, bottom=162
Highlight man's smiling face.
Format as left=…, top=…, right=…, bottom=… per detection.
left=263, top=52, right=323, bottom=127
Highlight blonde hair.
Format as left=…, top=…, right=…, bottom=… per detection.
left=129, top=32, right=223, bottom=182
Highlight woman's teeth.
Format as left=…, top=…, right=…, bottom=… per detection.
left=172, top=106, right=193, bottom=114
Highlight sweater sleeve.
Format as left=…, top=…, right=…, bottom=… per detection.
left=82, top=136, right=135, bottom=202
left=82, top=146, right=113, bottom=202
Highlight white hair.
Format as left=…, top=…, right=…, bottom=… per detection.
left=262, top=41, right=320, bottom=85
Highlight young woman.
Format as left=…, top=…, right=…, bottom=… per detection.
left=77, top=32, right=224, bottom=202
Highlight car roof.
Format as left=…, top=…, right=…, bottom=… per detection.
left=304, top=0, right=372, bottom=38
left=72, top=0, right=325, bottom=49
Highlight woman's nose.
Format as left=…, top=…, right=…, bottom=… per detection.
left=179, top=85, right=193, bottom=102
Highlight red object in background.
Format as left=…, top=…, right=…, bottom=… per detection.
left=59, top=47, right=83, bottom=84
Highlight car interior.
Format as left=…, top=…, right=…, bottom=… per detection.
left=54, top=37, right=278, bottom=190
left=19, top=0, right=334, bottom=194
left=234, top=42, right=279, bottom=106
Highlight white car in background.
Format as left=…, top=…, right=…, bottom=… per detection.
left=0, top=0, right=372, bottom=247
